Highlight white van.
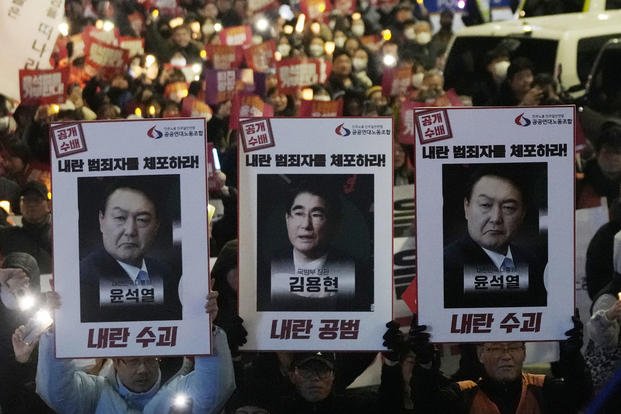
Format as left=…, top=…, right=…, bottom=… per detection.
left=443, top=10, right=621, bottom=100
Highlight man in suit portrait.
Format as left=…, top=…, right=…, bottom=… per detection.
left=258, top=177, right=372, bottom=311
left=444, top=165, right=547, bottom=308
left=80, top=177, right=182, bottom=322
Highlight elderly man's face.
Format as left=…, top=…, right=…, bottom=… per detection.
left=286, top=192, right=333, bottom=260
left=115, top=357, right=160, bottom=393
left=464, top=175, right=525, bottom=254
left=99, top=188, right=159, bottom=267
left=478, top=342, right=525, bottom=382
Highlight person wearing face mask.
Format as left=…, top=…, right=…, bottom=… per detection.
left=471, top=47, right=511, bottom=106
left=350, top=19, right=365, bottom=38
left=333, top=30, right=347, bottom=49
left=307, top=37, right=325, bottom=58
left=351, top=47, right=379, bottom=87
left=399, top=20, right=436, bottom=70
left=277, top=37, right=292, bottom=59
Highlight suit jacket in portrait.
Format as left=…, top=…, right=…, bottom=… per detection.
left=443, top=235, right=547, bottom=308
left=257, top=249, right=373, bottom=312
left=80, top=248, right=182, bottom=322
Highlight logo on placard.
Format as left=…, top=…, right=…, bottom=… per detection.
left=335, top=123, right=351, bottom=136
left=514, top=113, right=531, bottom=127
left=147, top=126, right=163, bottom=139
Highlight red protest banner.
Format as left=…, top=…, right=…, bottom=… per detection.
left=229, top=94, right=274, bottom=130
left=298, top=99, right=343, bottom=117
left=382, top=66, right=412, bottom=97
left=276, top=58, right=330, bottom=94
left=19, top=67, right=69, bottom=105
left=84, top=37, right=129, bottom=79
left=205, top=69, right=238, bottom=105
left=243, top=40, right=275, bottom=73
left=206, top=44, right=244, bottom=70
left=218, top=25, right=253, bottom=46
left=398, top=101, right=418, bottom=145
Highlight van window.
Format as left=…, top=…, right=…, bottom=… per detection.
left=444, top=36, right=558, bottom=98
left=586, top=44, right=621, bottom=116
left=577, top=35, right=621, bottom=85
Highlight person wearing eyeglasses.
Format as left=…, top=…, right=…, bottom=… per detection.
left=406, top=314, right=591, bottom=413
left=258, top=178, right=372, bottom=312
left=20, top=290, right=234, bottom=414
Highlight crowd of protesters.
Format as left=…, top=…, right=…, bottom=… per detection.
left=1, top=0, right=621, bottom=413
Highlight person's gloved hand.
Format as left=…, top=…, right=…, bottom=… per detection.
left=407, top=313, right=435, bottom=365
left=383, top=320, right=407, bottom=362
left=559, top=309, right=583, bottom=361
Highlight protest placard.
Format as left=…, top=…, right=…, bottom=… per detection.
left=414, top=107, right=575, bottom=342
left=0, top=0, right=65, bottom=100
left=381, top=66, right=412, bottom=97
left=218, top=25, right=253, bottom=46
left=206, top=44, right=244, bottom=70
left=243, top=41, right=276, bottom=73
left=19, top=68, right=69, bottom=105
left=276, top=58, right=331, bottom=94
left=229, top=94, right=273, bottom=129
left=84, top=37, right=129, bottom=79
left=238, top=117, right=393, bottom=350
left=51, top=118, right=211, bottom=358
left=298, top=99, right=343, bottom=117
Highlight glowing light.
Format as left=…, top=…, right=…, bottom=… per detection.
left=145, top=55, right=156, bottom=67
left=283, top=25, right=294, bottom=34
left=169, top=17, right=184, bottom=29
left=352, top=12, right=361, bottom=21
left=49, top=104, right=60, bottom=115
left=194, top=75, right=200, bottom=81
left=58, top=22, right=69, bottom=37
left=302, top=88, right=314, bottom=100
left=151, top=9, right=159, bottom=19
left=278, top=4, right=294, bottom=20
left=255, top=17, right=269, bottom=32
left=134, top=107, right=142, bottom=117
left=18, top=294, right=36, bottom=312
left=0, top=201, right=11, bottom=214
left=214, top=22, right=222, bottom=32
left=310, top=22, right=320, bottom=34
left=274, top=51, right=282, bottom=61
left=295, top=14, right=306, bottom=33
left=522, top=24, right=533, bottom=32
left=95, top=20, right=103, bottom=30
left=148, top=105, right=156, bottom=116
left=190, top=21, right=201, bottom=33
left=381, top=29, right=392, bottom=41
left=457, top=0, right=466, bottom=8
left=172, top=394, right=190, bottom=409
left=192, top=63, right=202, bottom=74
left=383, top=54, right=397, bottom=67
left=200, top=49, right=207, bottom=59
left=324, top=41, right=335, bottom=55
left=102, top=20, right=115, bottom=32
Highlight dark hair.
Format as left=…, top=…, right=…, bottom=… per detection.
left=284, top=179, right=343, bottom=223
left=595, top=122, right=621, bottom=152
left=464, top=165, right=528, bottom=207
left=99, top=177, right=162, bottom=218
left=506, top=57, right=534, bottom=82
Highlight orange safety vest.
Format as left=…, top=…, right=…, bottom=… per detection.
left=458, top=373, right=546, bottom=414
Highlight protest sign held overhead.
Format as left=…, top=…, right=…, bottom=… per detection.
left=238, top=117, right=393, bottom=351
left=51, top=118, right=211, bottom=358
left=414, top=107, right=575, bottom=342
